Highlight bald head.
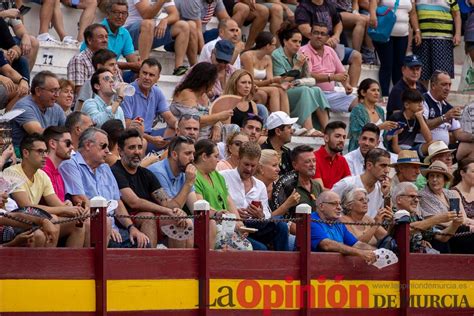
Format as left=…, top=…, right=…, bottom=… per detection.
left=316, top=191, right=342, bottom=221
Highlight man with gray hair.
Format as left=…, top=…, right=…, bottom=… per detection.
left=310, top=191, right=376, bottom=264
left=11, top=71, right=66, bottom=149
left=392, top=182, right=462, bottom=253
left=65, top=112, right=95, bottom=151
left=59, top=127, right=150, bottom=248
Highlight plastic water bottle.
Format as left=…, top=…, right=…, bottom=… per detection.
left=113, top=81, right=135, bottom=97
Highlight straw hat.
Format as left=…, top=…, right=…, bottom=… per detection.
left=421, top=160, right=453, bottom=182
left=389, top=150, right=426, bottom=167
left=424, top=141, right=455, bottom=164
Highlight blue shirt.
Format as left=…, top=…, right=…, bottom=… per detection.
left=310, top=212, right=358, bottom=251
left=80, top=18, right=135, bottom=58
left=82, top=94, right=125, bottom=128
left=12, top=96, right=66, bottom=147
left=59, top=151, right=121, bottom=201
left=147, top=159, right=194, bottom=198
left=121, top=81, right=170, bottom=133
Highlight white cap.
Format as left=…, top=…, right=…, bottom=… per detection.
left=266, top=111, right=298, bottom=130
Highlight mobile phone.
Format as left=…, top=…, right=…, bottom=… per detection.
left=240, top=226, right=258, bottom=233
left=449, top=198, right=460, bottom=215
left=384, top=195, right=391, bottom=208
left=19, top=5, right=31, bottom=15
left=386, top=122, right=406, bottom=137
left=251, top=201, right=262, bottom=208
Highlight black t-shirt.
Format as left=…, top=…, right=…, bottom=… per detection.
left=388, top=112, right=421, bottom=149
left=386, top=80, right=427, bottom=118
left=111, top=161, right=161, bottom=212
left=261, top=139, right=293, bottom=176
left=295, top=0, right=341, bottom=38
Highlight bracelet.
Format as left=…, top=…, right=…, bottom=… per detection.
left=415, top=29, right=421, bottom=33
left=19, top=77, right=28, bottom=84
left=126, top=223, right=135, bottom=232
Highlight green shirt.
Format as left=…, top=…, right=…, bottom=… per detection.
left=271, top=46, right=309, bottom=77
left=296, top=176, right=323, bottom=212
left=195, top=170, right=230, bottom=211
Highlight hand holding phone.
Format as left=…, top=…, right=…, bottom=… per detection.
left=449, top=198, right=460, bottom=215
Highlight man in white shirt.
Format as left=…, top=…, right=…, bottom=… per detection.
left=333, top=148, right=391, bottom=218
left=344, top=123, right=397, bottom=176
left=199, top=18, right=243, bottom=69
left=416, top=71, right=473, bottom=148
left=220, top=141, right=289, bottom=251
left=124, top=0, right=193, bottom=75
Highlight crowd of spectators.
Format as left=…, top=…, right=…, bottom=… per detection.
left=0, top=0, right=474, bottom=258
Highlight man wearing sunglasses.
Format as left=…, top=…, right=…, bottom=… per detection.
left=6, top=134, right=87, bottom=248
left=43, top=126, right=74, bottom=203
left=11, top=71, right=66, bottom=151
left=59, top=127, right=150, bottom=248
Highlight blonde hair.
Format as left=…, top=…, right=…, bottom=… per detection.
left=58, top=78, right=75, bottom=90
left=224, top=69, right=256, bottom=99
left=257, top=149, right=279, bottom=175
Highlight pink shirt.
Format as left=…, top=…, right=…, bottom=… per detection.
left=42, top=157, right=66, bottom=202
left=298, top=44, right=345, bottom=92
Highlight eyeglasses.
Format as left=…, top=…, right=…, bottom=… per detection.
left=41, top=87, right=61, bottom=95
left=312, top=31, right=328, bottom=37
left=111, top=10, right=128, bottom=17
left=54, top=139, right=73, bottom=148
left=30, top=148, right=47, bottom=155
left=355, top=197, right=369, bottom=203
left=322, top=201, right=342, bottom=207
left=400, top=194, right=421, bottom=200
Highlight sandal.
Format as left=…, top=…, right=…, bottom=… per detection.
left=173, top=65, right=189, bottom=76
left=293, top=127, right=307, bottom=136
left=305, top=128, right=324, bottom=137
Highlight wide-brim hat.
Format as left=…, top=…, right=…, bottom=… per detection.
left=424, top=141, right=455, bottom=164
left=421, top=160, right=453, bottom=182
left=389, top=150, right=427, bottom=167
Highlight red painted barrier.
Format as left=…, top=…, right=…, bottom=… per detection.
left=2, top=200, right=474, bottom=315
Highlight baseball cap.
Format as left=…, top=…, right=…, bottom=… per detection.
left=214, top=40, right=235, bottom=63
left=403, top=55, right=423, bottom=68
left=266, top=111, right=298, bottom=130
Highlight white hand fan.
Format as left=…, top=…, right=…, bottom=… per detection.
left=0, top=169, right=27, bottom=194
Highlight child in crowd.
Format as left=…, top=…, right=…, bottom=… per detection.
left=386, top=89, right=432, bottom=157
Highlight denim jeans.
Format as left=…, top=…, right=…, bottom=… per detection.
left=245, top=220, right=289, bottom=251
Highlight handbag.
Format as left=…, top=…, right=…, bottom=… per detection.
left=368, top=0, right=400, bottom=43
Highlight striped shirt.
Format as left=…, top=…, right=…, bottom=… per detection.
left=416, top=0, right=459, bottom=38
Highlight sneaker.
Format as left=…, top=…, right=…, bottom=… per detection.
left=62, top=35, right=79, bottom=46
left=172, top=65, right=188, bottom=76
left=361, top=46, right=377, bottom=65
left=37, top=33, right=61, bottom=44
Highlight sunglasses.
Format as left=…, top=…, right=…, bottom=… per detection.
left=181, top=114, right=201, bottom=121
left=55, top=139, right=73, bottom=148
left=102, top=75, right=114, bottom=83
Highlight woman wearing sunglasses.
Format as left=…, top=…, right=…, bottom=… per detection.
left=216, top=132, right=249, bottom=171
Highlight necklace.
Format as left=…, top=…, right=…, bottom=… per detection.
left=365, top=104, right=376, bottom=114
left=403, top=113, right=415, bottom=132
